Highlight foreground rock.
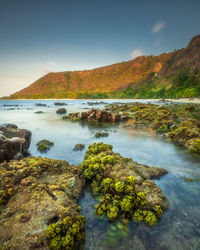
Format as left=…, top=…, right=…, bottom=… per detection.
left=0, top=124, right=32, bottom=163
left=63, top=109, right=128, bottom=123
left=0, top=157, right=85, bottom=249
left=81, top=143, right=168, bottom=226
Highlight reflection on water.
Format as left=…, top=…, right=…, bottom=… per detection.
left=0, top=99, right=200, bottom=250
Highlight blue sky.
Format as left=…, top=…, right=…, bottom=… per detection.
left=0, top=0, right=200, bottom=97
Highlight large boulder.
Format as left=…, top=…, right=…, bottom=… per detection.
left=0, top=157, right=85, bottom=249
left=0, top=124, right=32, bottom=162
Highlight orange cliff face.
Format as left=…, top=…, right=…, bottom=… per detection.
left=9, top=34, right=200, bottom=99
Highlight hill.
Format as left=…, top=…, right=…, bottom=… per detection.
left=8, top=35, right=200, bottom=99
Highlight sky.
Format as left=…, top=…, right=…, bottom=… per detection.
left=0, top=0, right=200, bottom=97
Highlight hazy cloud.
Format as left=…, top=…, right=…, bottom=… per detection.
left=131, top=49, right=144, bottom=59
left=152, top=21, right=165, bottom=33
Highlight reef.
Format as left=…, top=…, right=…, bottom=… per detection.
left=62, top=109, right=128, bottom=123
left=81, top=142, right=168, bottom=226
left=36, top=139, right=54, bottom=153
left=0, top=157, right=85, bottom=249
left=0, top=123, right=32, bottom=163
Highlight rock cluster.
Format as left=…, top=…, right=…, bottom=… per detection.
left=63, top=109, right=128, bottom=123
left=0, top=124, right=32, bottom=163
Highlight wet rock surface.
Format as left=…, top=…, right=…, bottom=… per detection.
left=63, top=108, right=128, bottom=123
left=0, top=124, right=32, bottom=163
left=0, top=157, right=84, bottom=249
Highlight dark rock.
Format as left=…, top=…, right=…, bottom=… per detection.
left=64, top=109, right=128, bottom=123
left=35, top=103, right=47, bottom=107
left=0, top=124, right=32, bottom=163
left=56, top=108, right=67, bottom=114
left=95, top=132, right=109, bottom=138
left=34, top=111, right=44, bottom=114
left=73, top=144, right=85, bottom=151
left=54, top=102, right=67, bottom=106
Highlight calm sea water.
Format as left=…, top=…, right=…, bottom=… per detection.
left=0, top=99, right=200, bottom=250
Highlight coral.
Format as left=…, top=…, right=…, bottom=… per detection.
left=46, top=215, right=86, bottom=249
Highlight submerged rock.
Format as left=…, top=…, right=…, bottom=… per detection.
left=73, top=144, right=85, bottom=151
left=0, top=124, right=31, bottom=163
left=56, top=108, right=67, bottom=115
left=95, top=132, right=109, bottom=138
left=36, top=139, right=54, bottom=153
left=35, top=111, right=44, bottom=114
left=0, top=157, right=85, bottom=249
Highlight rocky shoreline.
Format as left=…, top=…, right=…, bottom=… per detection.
left=0, top=121, right=169, bottom=249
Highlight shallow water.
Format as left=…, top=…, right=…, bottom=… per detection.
left=0, top=99, right=200, bottom=250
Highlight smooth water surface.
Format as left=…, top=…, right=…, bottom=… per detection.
left=0, top=99, right=200, bottom=250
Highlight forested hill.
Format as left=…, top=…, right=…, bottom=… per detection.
left=8, top=34, right=200, bottom=99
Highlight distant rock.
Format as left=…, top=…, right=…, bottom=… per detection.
left=73, top=144, right=85, bottom=151
left=56, top=108, right=67, bottom=114
left=54, top=102, right=67, bottom=106
left=34, top=111, right=44, bottom=114
left=35, top=103, right=47, bottom=107
left=0, top=124, right=31, bottom=163
left=63, top=109, right=128, bottom=123
left=95, top=132, right=109, bottom=138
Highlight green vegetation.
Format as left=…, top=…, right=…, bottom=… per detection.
left=110, top=70, right=200, bottom=99
left=46, top=215, right=86, bottom=249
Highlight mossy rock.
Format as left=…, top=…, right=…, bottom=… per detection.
left=36, top=139, right=54, bottom=153
left=81, top=142, right=168, bottom=226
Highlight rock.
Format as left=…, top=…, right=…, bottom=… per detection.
left=0, top=124, right=32, bottom=163
left=35, top=103, right=47, bottom=107
left=34, top=111, right=44, bottom=114
left=36, top=139, right=54, bottom=153
left=73, top=144, right=85, bottom=151
left=63, top=109, right=128, bottom=123
left=56, top=108, right=67, bottom=114
left=95, top=132, right=109, bottom=138
left=87, top=101, right=108, bottom=106
left=0, top=157, right=84, bottom=249
left=54, top=102, right=67, bottom=106
left=81, top=142, right=168, bottom=226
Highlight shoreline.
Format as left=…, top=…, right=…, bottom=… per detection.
left=0, top=98, right=200, bottom=104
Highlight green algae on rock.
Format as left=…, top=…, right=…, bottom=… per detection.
left=81, top=142, right=168, bottom=226
left=46, top=214, right=86, bottom=249
left=36, top=139, right=54, bottom=153
left=0, top=157, right=85, bottom=249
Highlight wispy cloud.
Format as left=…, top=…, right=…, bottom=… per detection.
left=131, top=49, right=144, bottom=59
left=152, top=21, right=165, bottom=33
